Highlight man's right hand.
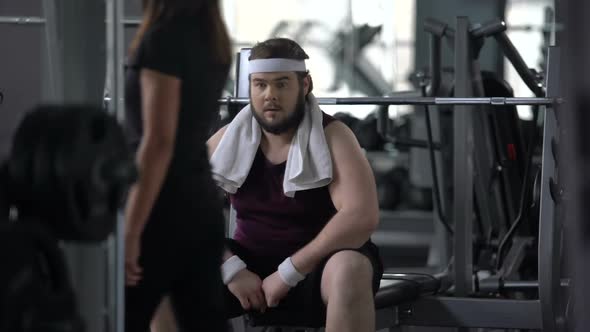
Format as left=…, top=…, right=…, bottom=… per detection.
left=227, top=269, right=267, bottom=312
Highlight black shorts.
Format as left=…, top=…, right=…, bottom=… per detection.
left=223, top=238, right=383, bottom=327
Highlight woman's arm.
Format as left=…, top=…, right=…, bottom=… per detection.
left=124, top=68, right=181, bottom=237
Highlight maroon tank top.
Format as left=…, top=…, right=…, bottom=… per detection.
left=230, top=112, right=338, bottom=259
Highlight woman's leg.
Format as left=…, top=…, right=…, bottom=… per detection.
left=150, top=296, right=178, bottom=332
left=169, top=212, right=229, bottom=331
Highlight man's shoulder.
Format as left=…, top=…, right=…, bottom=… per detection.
left=321, top=111, right=337, bottom=128
left=323, top=120, right=363, bottom=161
left=324, top=119, right=353, bottom=141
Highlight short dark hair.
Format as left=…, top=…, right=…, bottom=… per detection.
left=249, top=38, right=313, bottom=95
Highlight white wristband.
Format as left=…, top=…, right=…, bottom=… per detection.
left=221, top=255, right=247, bottom=285
left=278, top=257, right=306, bottom=287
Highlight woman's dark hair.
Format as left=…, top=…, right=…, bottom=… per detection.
left=130, top=0, right=231, bottom=64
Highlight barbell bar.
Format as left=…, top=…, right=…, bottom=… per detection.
left=217, top=96, right=559, bottom=106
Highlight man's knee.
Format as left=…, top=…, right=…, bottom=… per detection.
left=321, top=250, right=374, bottom=303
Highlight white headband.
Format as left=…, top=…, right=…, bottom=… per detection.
left=248, top=58, right=307, bottom=74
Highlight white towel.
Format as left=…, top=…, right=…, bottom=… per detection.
left=210, top=93, right=333, bottom=197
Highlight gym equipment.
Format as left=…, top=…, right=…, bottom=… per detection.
left=2, top=7, right=112, bottom=328
left=393, top=19, right=563, bottom=332
left=0, top=104, right=136, bottom=332
left=405, top=186, right=434, bottom=211
left=0, top=15, right=147, bottom=26
left=6, top=105, right=136, bottom=242
left=387, top=114, right=412, bottom=152
left=219, top=95, right=556, bottom=106
left=226, top=17, right=565, bottom=332
left=333, top=111, right=391, bottom=151
left=375, top=167, right=407, bottom=210
left=0, top=221, right=85, bottom=332
left=373, top=163, right=433, bottom=211
left=267, top=20, right=391, bottom=96
left=421, top=16, right=540, bottom=264
left=329, top=24, right=391, bottom=96
left=219, top=50, right=555, bottom=109
left=354, top=113, right=385, bottom=151
left=0, top=16, right=46, bottom=24
left=538, top=6, right=556, bottom=72
left=331, top=112, right=359, bottom=131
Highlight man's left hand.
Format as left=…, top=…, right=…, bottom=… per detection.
left=262, top=271, right=291, bottom=308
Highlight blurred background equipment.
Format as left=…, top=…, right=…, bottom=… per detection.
left=0, top=104, right=136, bottom=332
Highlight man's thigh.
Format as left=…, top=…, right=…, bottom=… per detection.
left=276, top=241, right=383, bottom=325
left=320, top=241, right=383, bottom=298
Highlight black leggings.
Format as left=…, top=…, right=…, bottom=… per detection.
left=124, top=203, right=227, bottom=332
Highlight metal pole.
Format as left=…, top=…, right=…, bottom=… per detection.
left=122, top=17, right=141, bottom=26
left=538, top=46, right=561, bottom=332
left=1, top=15, right=556, bottom=32
left=428, top=34, right=442, bottom=96
left=41, top=1, right=63, bottom=102
left=494, top=32, right=544, bottom=97
left=106, top=0, right=126, bottom=331
left=216, top=96, right=557, bottom=106
left=236, top=49, right=251, bottom=99
left=49, top=2, right=111, bottom=331
left=0, top=16, right=46, bottom=24
left=453, top=16, right=474, bottom=298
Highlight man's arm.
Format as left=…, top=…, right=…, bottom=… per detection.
left=208, top=126, right=266, bottom=310
left=291, top=121, right=380, bottom=274
left=206, top=125, right=236, bottom=261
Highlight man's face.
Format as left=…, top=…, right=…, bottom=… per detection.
left=249, top=71, right=310, bottom=135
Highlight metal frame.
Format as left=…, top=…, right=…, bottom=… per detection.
left=236, top=49, right=252, bottom=99
left=0, top=15, right=140, bottom=26
left=538, top=46, right=563, bottom=332
left=468, top=23, right=511, bottom=262
left=424, top=19, right=453, bottom=269
left=499, top=236, right=535, bottom=280
left=494, top=31, right=544, bottom=97
left=218, top=96, right=557, bottom=106
left=398, top=296, right=542, bottom=329
left=106, top=0, right=126, bottom=331
left=452, top=16, right=474, bottom=298
left=394, top=35, right=562, bottom=332
left=41, top=0, right=62, bottom=102
left=0, top=16, right=46, bottom=24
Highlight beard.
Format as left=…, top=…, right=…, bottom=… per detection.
left=251, top=89, right=306, bottom=135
